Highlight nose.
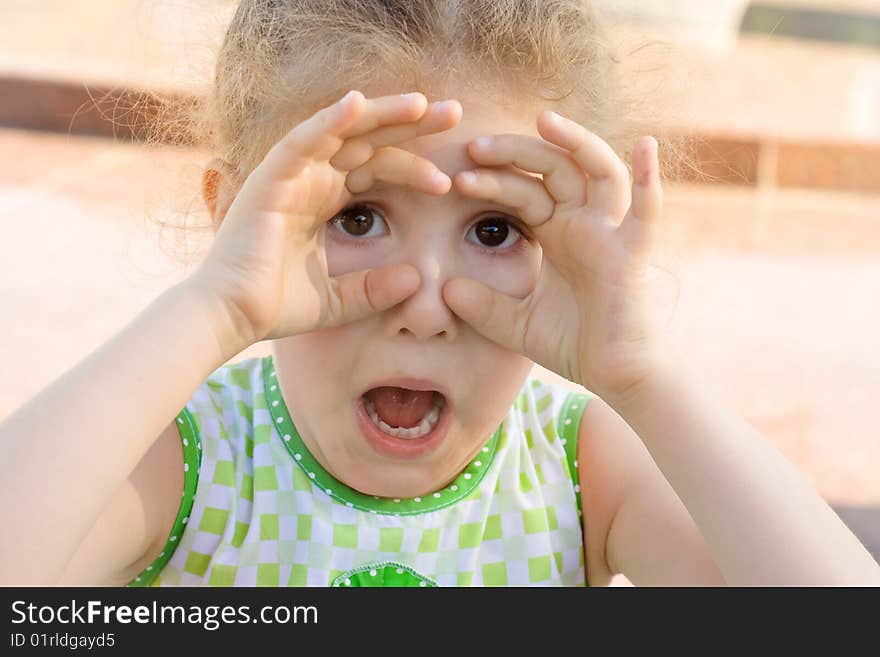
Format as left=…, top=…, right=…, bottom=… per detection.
left=384, top=252, right=458, bottom=342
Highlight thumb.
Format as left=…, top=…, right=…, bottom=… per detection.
left=324, top=263, right=420, bottom=327
left=443, top=277, right=527, bottom=355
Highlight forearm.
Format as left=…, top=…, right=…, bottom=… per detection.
left=0, top=282, right=248, bottom=583
left=602, top=361, right=880, bottom=586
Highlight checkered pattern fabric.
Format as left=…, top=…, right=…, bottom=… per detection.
left=130, top=356, right=593, bottom=587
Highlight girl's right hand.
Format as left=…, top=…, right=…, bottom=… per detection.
left=188, top=90, right=461, bottom=350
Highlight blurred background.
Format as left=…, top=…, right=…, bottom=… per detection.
left=1, top=1, right=878, bottom=583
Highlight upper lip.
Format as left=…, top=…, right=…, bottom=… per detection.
left=359, top=377, right=452, bottom=405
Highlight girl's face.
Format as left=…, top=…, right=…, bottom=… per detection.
left=273, top=97, right=542, bottom=498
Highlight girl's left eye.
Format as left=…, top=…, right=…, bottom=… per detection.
left=329, top=204, right=388, bottom=239
left=466, top=217, right=523, bottom=251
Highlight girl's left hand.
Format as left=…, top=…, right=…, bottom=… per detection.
left=442, top=111, right=671, bottom=400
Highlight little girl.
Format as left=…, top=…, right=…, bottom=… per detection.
left=1, top=0, right=877, bottom=587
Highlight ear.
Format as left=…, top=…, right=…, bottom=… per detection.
left=202, top=158, right=241, bottom=230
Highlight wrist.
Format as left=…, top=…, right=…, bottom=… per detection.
left=597, top=345, right=686, bottom=417
left=170, top=278, right=257, bottom=360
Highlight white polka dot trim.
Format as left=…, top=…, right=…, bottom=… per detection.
left=270, top=385, right=277, bottom=391
left=294, top=453, right=302, bottom=460
left=474, top=461, right=481, bottom=467
left=451, top=485, right=458, bottom=491
left=183, top=463, right=189, bottom=472
left=275, top=417, right=284, bottom=424
left=433, top=492, right=441, bottom=498
left=370, top=569, right=377, bottom=576
left=283, top=434, right=291, bottom=441
left=565, top=418, right=572, bottom=425
left=396, top=568, right=404, bottom=574
left=414, top=497, right=421, bottom=502
left=463, top=473, right=472, bottom=480
left=176, top=417, right=184, bottom=424
left=308, top=472, right=315, bottom=479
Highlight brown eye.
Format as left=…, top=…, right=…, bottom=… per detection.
left=330, top=204, right=387, bottom=239
left=468, top=217, right=521, bottom=250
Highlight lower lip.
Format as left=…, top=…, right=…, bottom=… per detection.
left=355, top=394, right=452, bottom=459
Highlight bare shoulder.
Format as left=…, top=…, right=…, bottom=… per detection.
left=576, top=394, right=651, bottom=586
left=576, top=393, right=725, bottom=586
left=57, top=420, right=184, bottom=586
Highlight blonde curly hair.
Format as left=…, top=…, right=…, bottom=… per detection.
left=184, top=0, right=692, bottom=183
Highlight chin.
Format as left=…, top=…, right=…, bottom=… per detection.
left=345, top=460, right=451, bottom=499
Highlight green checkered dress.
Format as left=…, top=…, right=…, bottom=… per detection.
left=129, top=355, right=593, bottom=587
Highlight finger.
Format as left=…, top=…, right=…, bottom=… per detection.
left=617, top=136, right=663, bottom=263
left=442, top=276, right=529, bottom=356
left=330, top=99, right=462, bottom=171
left=536, top=110, right=631, bottom=219
left=453, top=167, right=554, bottom=227
left=261, top=89, right=367, bottom=180
left=265, top=91, right=430, bottom=178
left=467, top=134, right=587, bottom=207
left=323, top=263, right=421, bottom=328
left=335, top=91, right=431, bottom=141
left=345, top=146, right=452, bottom=195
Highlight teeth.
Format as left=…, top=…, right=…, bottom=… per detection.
left=363, top=396, right=443, bottom=439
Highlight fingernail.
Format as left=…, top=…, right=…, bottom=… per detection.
left=547, top=110, right=562, bottom=123
left=474, top=137, right=492, bottom=150
left=342, top=90, right=358, bottom=103
left=401, top=92, right=423, bottom=101
left=433, top=170, right=451, bottom=186
left=460, top=171, right=477, bottom=185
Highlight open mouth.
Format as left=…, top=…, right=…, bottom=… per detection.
left=355, top=385, right=452, bottom=458
left=361, top=388, right=446, bottom=439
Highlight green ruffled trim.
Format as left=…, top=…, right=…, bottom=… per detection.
left=127, top=407, right=202, bottom=587
left=558, top=391, right=591, bottom=517
left=558, top=390, right=592, bottom=587
left=331, top=562, right=438, bottom=588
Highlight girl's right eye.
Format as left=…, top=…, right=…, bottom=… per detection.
left=329, top=204, right=389, bottom=240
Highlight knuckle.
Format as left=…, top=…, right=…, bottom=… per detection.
left=345, top=166, right=372, bottom=193
left=363, top=269, right=378, bottom=310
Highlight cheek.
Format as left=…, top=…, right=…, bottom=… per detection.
left=462, top=243, right=542, bottom=298
left=284, top=327, right=357, bottom=383
left=461, top=341, right=533, bottom=422
left=324, top=226, right=388, bottom=276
